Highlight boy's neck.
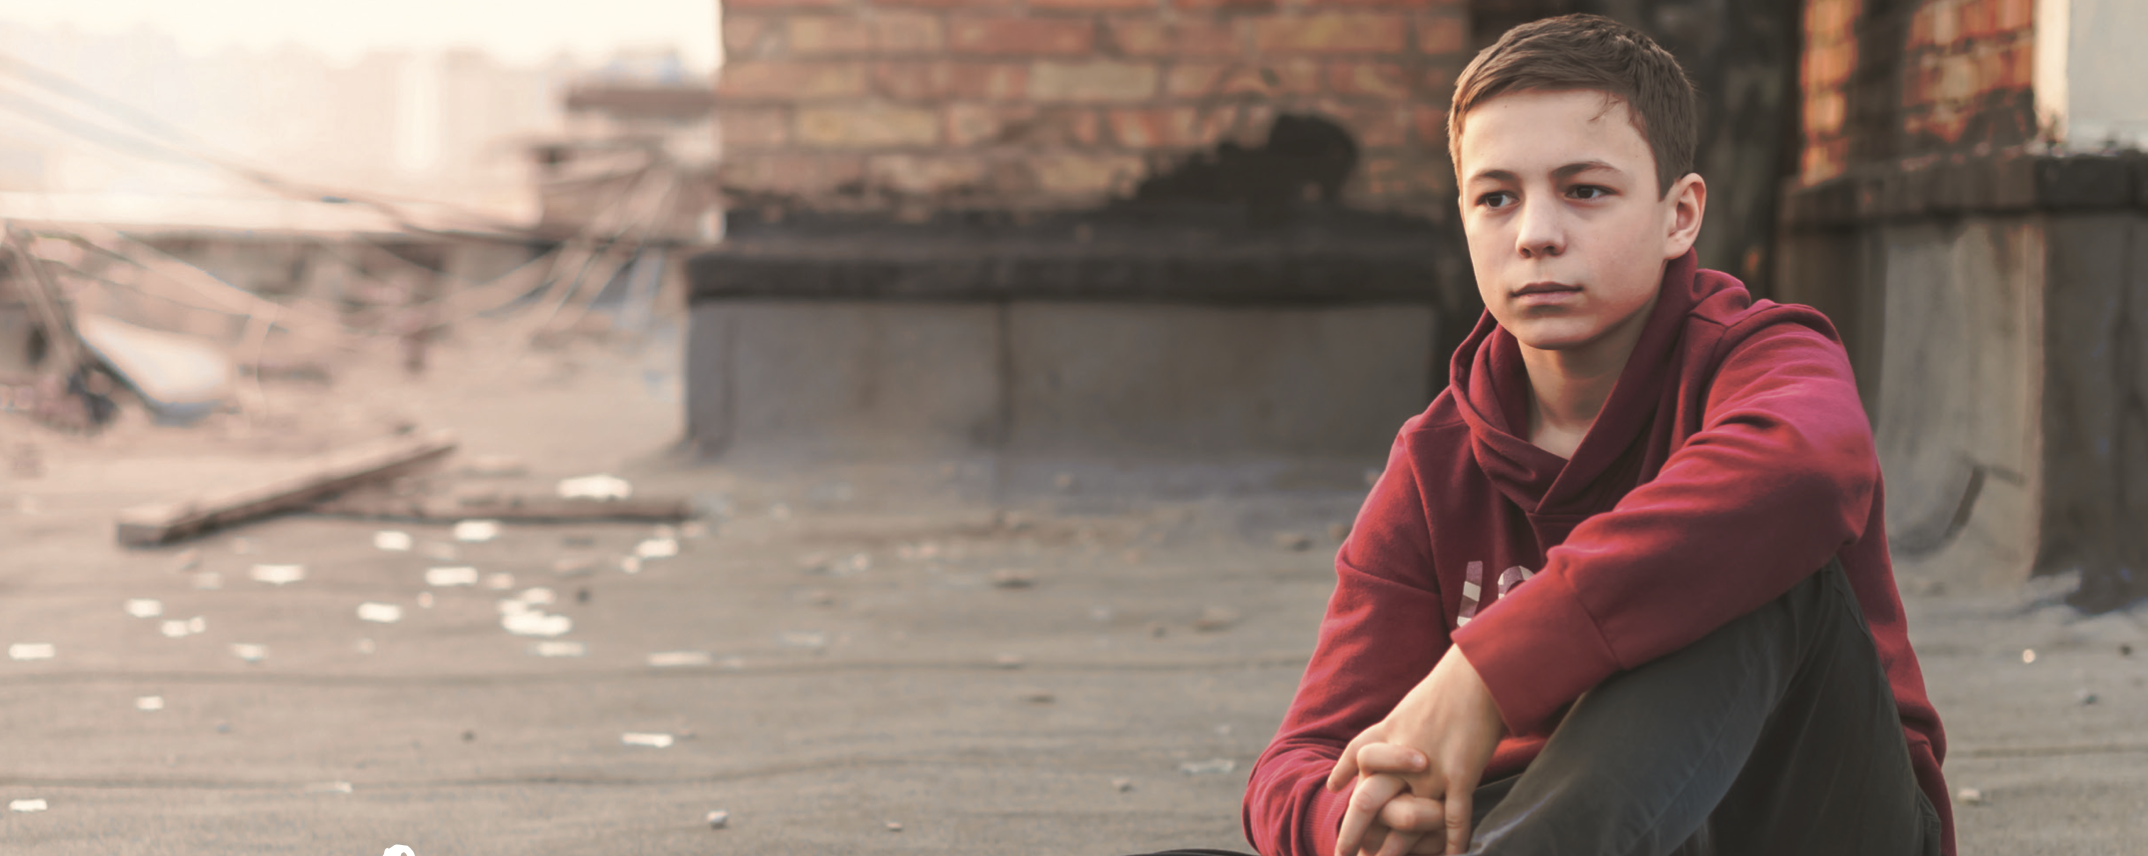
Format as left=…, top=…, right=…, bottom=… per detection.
left=1519, top=290, right=1658, bottom=460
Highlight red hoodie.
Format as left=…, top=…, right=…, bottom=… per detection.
left=1244, top=251, right=1951, bottom=856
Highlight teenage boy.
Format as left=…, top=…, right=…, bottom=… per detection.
left=1235, top=14, right=1952, bottom=856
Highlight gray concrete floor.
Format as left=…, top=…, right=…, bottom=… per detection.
left=0, top=323, right=2141, bottom=855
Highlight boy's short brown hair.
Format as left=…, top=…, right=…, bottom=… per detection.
left=1448, top=14, right=1699, bottom=198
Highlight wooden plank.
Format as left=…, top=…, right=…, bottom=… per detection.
left=307, top=491, right=693, bottom=524
left=5, top=223, right=85, bottom=375
left=115, top=429, right=458, bottom=546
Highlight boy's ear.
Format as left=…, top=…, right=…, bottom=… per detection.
left=1661, top=172, right=1706, bottom=260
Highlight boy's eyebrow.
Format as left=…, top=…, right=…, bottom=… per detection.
left=1465, top=160, right=1626, bottom=185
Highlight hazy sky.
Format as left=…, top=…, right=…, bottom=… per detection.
left=0, top=0, right=720, bottom=70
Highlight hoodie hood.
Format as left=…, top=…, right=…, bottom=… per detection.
left=1450, top=249, right=1746, bottom=547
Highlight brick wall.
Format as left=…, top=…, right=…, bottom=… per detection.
left=715, top=0, right=1472, bottom=215
left=1799, top=0, right=2037, bottom=184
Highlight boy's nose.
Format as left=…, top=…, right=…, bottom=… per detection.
left=1515, top=204, right=1566, bottom=258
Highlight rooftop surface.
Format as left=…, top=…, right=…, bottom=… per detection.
left=0, top=321, right=2139, bottom=856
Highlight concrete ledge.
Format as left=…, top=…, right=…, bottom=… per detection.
left=686, top=205, right=1461, bottom=305
left=1780, top=152, right=2148, bottom=230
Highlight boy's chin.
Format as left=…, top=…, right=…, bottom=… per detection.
left=1502, top=320, right=1609, bottom=353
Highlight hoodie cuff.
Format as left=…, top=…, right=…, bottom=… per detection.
left=1308, top=777, right=1355, bottom=856
left=1451, top=569, right=1622, bottom=736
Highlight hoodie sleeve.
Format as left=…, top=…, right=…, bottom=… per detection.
left=1244, top=422, right=1450, bottom=856
left=1450, top=320, right=1880, bottom=736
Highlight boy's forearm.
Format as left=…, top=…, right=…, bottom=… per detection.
left=1245, top=741, right=1356, bottom=856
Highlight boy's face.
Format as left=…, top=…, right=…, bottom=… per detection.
left=1455, top=89, right=1704, bottom=356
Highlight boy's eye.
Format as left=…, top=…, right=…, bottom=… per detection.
left=1478, top=191, right=1516, bottom=209
left=1569, top=185, right=1610, bottom=200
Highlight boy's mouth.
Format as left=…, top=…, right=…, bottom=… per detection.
left=1514, top=281, right=1581, bottom=296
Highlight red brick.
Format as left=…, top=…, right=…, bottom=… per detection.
left=1031, top=153, right=1144, bottom=197
left=866, top=154, right=993, bottom=196
left=948, top=104, right=1102, bottom=146
left=1029, top=60, right=1160, bottom=101
left=1929, top=1, right=1959, bottom=45
left=720, top=107, right=792, bottom=150
left=1419, top=63, right=1456, bottom=97
left=1414, top=15, right=1467, bottom=53
left=949, top=17, right=1096, bottom=54
left=726, top=0, right=847, bottom=8
left=1029, top=107, right=1104, bottom=146
left=1906, top=6, right=1932, bottom=48
left=1107, top=107, right=1222, bottom=148
left=1809, top=0, right=1856, bottom=35
left=797, top=104, right=941, bottom=148
left=1109, top=18, right=1242, bottom=56
left=718, top=61, right=870, bottom=101
left=724, top=16, right=775, bottom=56
left=788, top=17, right=876, bottom=55
left=872, top=61, right=1029, bottom=100
left=1359, top=155, right=1453, bottom=202
left=717, top=154, right=866, bottom=197
left=1802, top=91, right=1845, bottom=136
left=1308, top=0, right=1451, bottom=7
left=1411, top=103, right=1448, bottom=146
left=875, top=12, right=944, bottom=51
left=946, top=103, right=1024, bottom=147
left=1798, top=138, right=1846, bottom=185
left=1165, top=63, right=1226, bottom=97
left=1313, top=99, right=1409, bottom=147
left=872, top=0, right=1017, bottom=8
left=1254, top=14, right=1408, bottom=54
left=1166, top=60, right=1318, bottom=96
left=1030, top=0, right=1159, bottom=9
left=1172, top=0, right=1277, bottom=10
left=2000, top=40, right=2034, bottom=89
left=1995, top=0, right=2032, bottom=32
left=1389, top=159, right=1458, bottom=199
left=1326, top=61, right=1409, bottom=98
left=1959, top=0, right=1995, bottom=40
left=1806, top=41, right=1853, bottom=88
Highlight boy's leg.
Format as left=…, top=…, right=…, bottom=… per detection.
left=1461, top=558, right=1937, bottom=856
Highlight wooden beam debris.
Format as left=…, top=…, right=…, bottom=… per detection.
left=308, top=491, right=693, bottom=524
left=116, top=430, right=458, bottom=546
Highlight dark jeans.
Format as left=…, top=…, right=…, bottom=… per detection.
left=1137, top=559, right=1942, bottom=856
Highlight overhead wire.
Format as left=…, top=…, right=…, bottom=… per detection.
left=0, top=52, right=693, bottom=393
left=0, top=53, right=536, bottom=239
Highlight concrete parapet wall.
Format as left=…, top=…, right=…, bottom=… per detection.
left=686, top=299, right=1435, bottom=463
left=2040, top=213, right=2148, bottom=603
left=1778, top=153, right=2148, bottom=601
left=1869, top=218, right=2045, bottom=591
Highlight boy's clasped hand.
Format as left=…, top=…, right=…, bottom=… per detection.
left=1325, top=646, right=1506, bottom=856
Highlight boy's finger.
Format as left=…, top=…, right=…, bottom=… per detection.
left=1378, top=793, right=1443, bottom=833
left=1443, top=789, right=1474, bottom=856
left=1325, top=733, right=1371, bottom=791
left=1355, top=743, right=1429, bottom=776
left=1336, top=776, right=1404, bottom=856
left=1373, top=828, right=1420, bottom=856
left=1356, top=825, right=1388, bottom=856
